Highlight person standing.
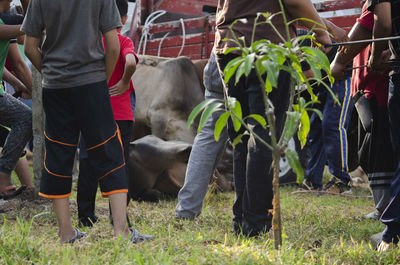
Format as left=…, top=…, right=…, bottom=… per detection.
left=22, top=0, right=152, bottom=244
left=214, top=0, right=334, bottom=237
left=366, top=0, right=400, bottom=252
left=175, top=51, right=229, bottom=219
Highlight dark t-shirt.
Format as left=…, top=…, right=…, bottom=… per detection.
left=214, top=0, right=296, bottom=54
left=367, top=0, right=400, bottom=74
left=21, top=0, right=122, bottom=89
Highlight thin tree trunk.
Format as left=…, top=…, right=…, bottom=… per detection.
left=32, top=67, right=44, bottom=195
left=272, top=150, right=282, bottom=249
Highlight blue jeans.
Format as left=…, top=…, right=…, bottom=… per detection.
left=305, top=77, right=354, bottom=188
left=175, top=89, right=228, bottom=218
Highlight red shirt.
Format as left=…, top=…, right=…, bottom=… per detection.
left=103, top=32, right=138, bottom=121
left=351, top=3, right=389, bottom=106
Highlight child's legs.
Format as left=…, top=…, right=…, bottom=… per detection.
left=71, top=81, right=129, bottom=235
left=109, top=192, right=129, bottom=236
left=41, top=87, right=80, bottom=242
left=116, top=120, right=133, bottom=202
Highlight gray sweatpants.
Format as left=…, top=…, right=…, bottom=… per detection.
left=0, top=93, right=32, bottom=174
left=175, top=89, right=228, bottom=218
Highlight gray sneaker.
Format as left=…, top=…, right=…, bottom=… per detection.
left=364, top=210, right=381, bottom=221
left=129, top=228, right=154, bottom=244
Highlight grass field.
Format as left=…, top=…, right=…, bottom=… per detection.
left=1, top=182, right=399, bottom=265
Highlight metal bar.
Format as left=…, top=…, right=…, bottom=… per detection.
left=326, top=35, right=400, bottom=47
left=344, top=61, right=400, bottom=71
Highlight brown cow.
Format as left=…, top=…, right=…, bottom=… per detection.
left=132, top=55, right=204, bottom=142
left=128, top=56, right=233, bottom=201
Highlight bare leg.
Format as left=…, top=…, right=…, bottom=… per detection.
left=0, top=171, right=12, bottom=188
left=109, top=192, right=129, bottom=237
left=52, top=198, right=75, bottom=244
left=15, top=157, right=33, bottom=187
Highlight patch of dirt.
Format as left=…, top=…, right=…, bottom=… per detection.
left=0, top=187, right=51, bottom=219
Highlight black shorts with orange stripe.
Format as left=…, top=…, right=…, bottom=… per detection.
left=40, top=80, right=128, bottom=199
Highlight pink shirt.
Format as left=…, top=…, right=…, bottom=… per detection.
left=351, top=3, right=389, bottom=106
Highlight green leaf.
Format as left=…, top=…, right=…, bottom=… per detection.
left=235, top=61, right=246, bottom=84
left=232, top=133, right=244, bottom=147
left=283, top=111, right=301, bottom=144
left=198, top=103, right=223, bottom=134
left=224, top=57, right=244, bottom=84
left=224, top=47, right=241, bottom=55
left=230, top=99, right=242, bottom=132
left=246, top=114, right=267, bottom=128
left=262, top=61, right=278, bottom=88
left=297, top=110, right=310, bottom=148
left=187, top=99, right=218, bottom=128
left=244, top=53, right=255, bottom=76
left=306, top=108, right=323, bottom=120
left=214, top=112, right=230, bottom=141
left=265, top=78, right=272, bottom=93
left=286, top=149, right=304, bottom=184
left=255, top=59, right=267, bottom=76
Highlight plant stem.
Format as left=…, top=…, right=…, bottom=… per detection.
left=278, top=0, right=291, bottom=42
left=272, top=150, right=282, bottom=249
left=229, top=110, right=274, bottom=150
left=255, top=69, right=282, bottom=250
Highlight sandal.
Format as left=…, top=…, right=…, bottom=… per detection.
left=67, top=227, right=86, bottom=244
left=129, top=227, right=154, bottom=244
left=0, top=185, right=26, bottom=200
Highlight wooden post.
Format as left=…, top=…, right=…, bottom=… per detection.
left=32, top=67, right=44, bottom=195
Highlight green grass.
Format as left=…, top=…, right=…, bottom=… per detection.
left=0, top=184, right=399, bottom=265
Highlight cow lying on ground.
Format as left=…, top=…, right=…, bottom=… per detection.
left=128, top=135, right=232, bottom=202
left=129, top=56, right=233, bottom=201
left=131, top=55, right=204, bottom=142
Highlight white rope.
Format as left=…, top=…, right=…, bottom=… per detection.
left=177, top=18, right=186, bottom=57
left=158, top=31, right=170, bottom=57
left=138, top=10, right=167, bottom=55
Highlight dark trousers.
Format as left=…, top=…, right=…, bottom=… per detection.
left=305, top=77, right=354, bottom=187
left=217, top=53, right=290, bottom=233
left=358, top=96, right=395, bottom=212
left=381, top=74, right=400, bottom=243
left=77, top=120, right=133, bottom=219
left=40, top=81, right=127, bottom=198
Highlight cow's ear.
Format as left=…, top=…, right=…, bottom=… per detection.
left=175, top=144, right=192, bottom=161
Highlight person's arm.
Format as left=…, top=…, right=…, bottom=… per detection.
left=283, top=0, right=332, bottom=51
left=2, top=68, right=30, bottom=98
left=368, top=2, right=392, bottom=71
left=7, top=43, right=32, bottom=91
left=330, top=23, right=372, bottom=79
left=24, top=35, right=42, bottom=72
left=323, top=18, right=349, bottom=43
left=0, top=24, right=23, bottom=40
left=103, top=29, right=120, bottom=83
left=108, top=53, right=137, bottom=96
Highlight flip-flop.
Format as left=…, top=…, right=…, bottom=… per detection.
left=0, top=185, right=27, bottom=200
left=67, top=227, right=86, bottom=244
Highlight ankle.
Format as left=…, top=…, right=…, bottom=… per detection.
left=114, top=226, right=130, bottom=238
left=59, top=227, right=76, bottom=244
